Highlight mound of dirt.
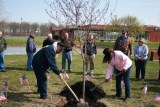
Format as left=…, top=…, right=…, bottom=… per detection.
left=60, top=81, right=107, bottom=107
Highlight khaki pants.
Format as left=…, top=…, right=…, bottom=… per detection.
left=84, top=54, right=95, bottom=72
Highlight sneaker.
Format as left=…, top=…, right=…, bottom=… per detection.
left=114, top=94, right=121, bottom=98
left=90, top=71, right=94, bottom=77
left=124, top=98, right=130, bottom=102
left=134, top=78, right=139, bottom=81
left=26, top=68, right=32, bottom=71
left=68, top=70, right=71, bottom=73
left=64, top=72, right=69, bottom=79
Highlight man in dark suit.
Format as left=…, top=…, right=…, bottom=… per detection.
left=32, top=42, right=64, bottom=99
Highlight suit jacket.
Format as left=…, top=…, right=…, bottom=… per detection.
left=32, top=45, right=60, bottom=75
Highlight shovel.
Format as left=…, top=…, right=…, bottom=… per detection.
left=90, top=71, right=125, bottom=91
left=62, top=78, right=79, bottom=102
left=62, top=78, right=89, bottom=107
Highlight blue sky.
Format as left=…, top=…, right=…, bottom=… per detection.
left=3, top=0, right=160, bottom=26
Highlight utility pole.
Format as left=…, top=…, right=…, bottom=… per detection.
left=20, top=17, right=22, bottom=36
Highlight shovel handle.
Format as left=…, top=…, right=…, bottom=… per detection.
left=91, top=71, right=125, bottom=91
left=62, top=78, right=80, bottom=102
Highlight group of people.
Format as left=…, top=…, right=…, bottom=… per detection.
left=0, top=30, right=159, bottom=102
left=31, top=30, right=148, bottom=101
left=27, top=31, right=98, bottom=99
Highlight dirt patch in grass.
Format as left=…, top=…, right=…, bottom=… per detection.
left=60, top=81, right=107, bottom=107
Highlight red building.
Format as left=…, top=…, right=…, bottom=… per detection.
left=51, top=25, right=160, bottom=42
left=145, top=25, right=160, bottom=42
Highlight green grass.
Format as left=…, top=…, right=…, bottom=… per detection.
left=0, top=52, right=160, bottom=107
left=96, top=41, right=159, bottom=49
left=6, top=37, right=45, bottom=47
left=6, top=37, right=159, bottom=50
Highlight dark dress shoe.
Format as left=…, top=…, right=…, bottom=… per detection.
left=40, top=96, right=51, bottom=100
left=1, top=70, right=7, bottom=72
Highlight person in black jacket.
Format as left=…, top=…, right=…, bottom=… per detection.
left=42, top=33, right=54, bottom=47
left=158, top=44, right=160, bottom=80
left=32, top=42, right=64, bottom=99
left=83, top=35, right=97, bottom=79
left=61, top=32, right=75, bottom=73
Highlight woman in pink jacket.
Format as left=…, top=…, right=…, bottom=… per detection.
left=103, top=48, right=132, bottom=101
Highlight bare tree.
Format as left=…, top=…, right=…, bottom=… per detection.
left=0, top=20, right=7, bottom=33
left=45, top=0, right=114, bottom=102
left=45, top=0, right=111, bottom=27
left=0, top=0, right=4, bottom=20
left=0, top=0, right=8, bottom=32
left=39, top=23, right=51, bottom=36
left=8, top=22, right=20, bottom=36
left=21, top=22, right=31, bottom=36
left=30, top=23, right=39, bottom=33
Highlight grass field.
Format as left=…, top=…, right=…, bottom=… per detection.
left=5, top=37, right=159, bottom=49
left=0, top=51, right=160, bottom=107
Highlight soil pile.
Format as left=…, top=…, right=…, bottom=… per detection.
left=60, top=81, right=107, bottom=107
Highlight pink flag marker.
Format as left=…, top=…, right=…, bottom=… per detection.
left=20, top=75, right=28, bottom=85
left=0, top=91, right=6, bottom=101
left=142, top=85, right=148, bottom=94
left=1, top=81, right=8, bottom=91
left=154, top=93, right=160, bottom=102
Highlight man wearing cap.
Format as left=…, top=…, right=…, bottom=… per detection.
left=114, top=30, right=132, bottom=56
left=32, top=42, right=64, bottom=99
left=0, top=31, right=7, bottom=72
left=42, top=33, right=54, bottom=47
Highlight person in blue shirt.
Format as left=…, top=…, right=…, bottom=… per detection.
left=26, top=34, right=36, bottom=71
left=32, top=42, right=64, bottom=99
left=134, top=38, right=148, bottom=81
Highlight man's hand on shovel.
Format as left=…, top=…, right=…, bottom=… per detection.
left=59, top=73, right=64, bottom=80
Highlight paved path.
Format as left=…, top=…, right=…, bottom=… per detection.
left=5, top=47, right=104, bottom=55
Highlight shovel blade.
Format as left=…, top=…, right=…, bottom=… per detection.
left=77, top=102, right=89, bottom=107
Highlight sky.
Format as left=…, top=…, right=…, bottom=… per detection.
left=2, top=0, right=160, bottom=26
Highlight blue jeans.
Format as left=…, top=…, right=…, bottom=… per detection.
left=62, top=51, right=72, bottom=71
left=0, top=51, right=5, bottom=70
left=135, top=59, right=148, bottom=79
left=115, top=66, right=131, bottom=98
left=33, top=65, right=48, bottom=98
left=26, top=52, right=34, bottom=70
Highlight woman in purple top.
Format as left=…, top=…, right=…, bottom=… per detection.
left=103, top=48, right=132, bottom=101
